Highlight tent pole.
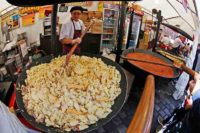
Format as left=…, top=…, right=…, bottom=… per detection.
left=126, top=10, right=134, bottom=49
left=51, top=4, right=58, bottom=55
left=163, top=16, right=180, bottom=21
left=115, top=1, right=127, bottom=63
left=193, top=0, right=199, bottom=19
left=153, top=10, right=162, bottom=52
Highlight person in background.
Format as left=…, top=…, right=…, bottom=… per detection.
left=160, top=35, right=170, bottom=44
left=159, top=35, right=171, bottom=50
left=181, top=98, right=200, bottom=133
left=170, top=35, right=186, bottom=55
left=59, top=6, right=85, bottom=54
left=181, top=43, right=191, bottom=57
left=157, top=72, right=200, bottom=133
left=149, top=27, right=155, bottom=42
left=147, top=27, right=155, bottom=49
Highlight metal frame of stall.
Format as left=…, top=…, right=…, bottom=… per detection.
left=49, top=1, right=128, bottom=63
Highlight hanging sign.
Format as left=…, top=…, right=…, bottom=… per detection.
left=19, top=5, right=52, bottom=19
left=19, top=7, right=40, bottom=16
left=12, top=14, right=20, bottom=29
left=22, top=13, right=35, bottom=27
left=65, top=2, right=93, bottom=7
left=38, top=8, right=45, bottom=19
left=1, top=9, right=19, bottom=30
left=98, top=1, right=103, bottom=12
left=38, top=6, right=52, bottom=19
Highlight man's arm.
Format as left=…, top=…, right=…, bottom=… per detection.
left=185, top=73, right=200, bottom=110
left=59, top=23, right=81, bottom=45
left=179, top=39, right=185, bottom=47
left=59, top=23, right=73, bottom=45
left=60, top=38, right=81, bottom=45
left=60, top=38, right=73, bottom=45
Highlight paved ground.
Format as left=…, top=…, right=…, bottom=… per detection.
left=91, top=76, right=184, bottom=133
left=151, top=78, right=184, bottom=133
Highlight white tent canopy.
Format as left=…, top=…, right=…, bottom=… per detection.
left=0, top=0, right=11, bottom=11
left=137, top=0, right=198, bottom=37
left=0, top=0, right=199, bottom=36
left=0, top=0, right=18, bottom=17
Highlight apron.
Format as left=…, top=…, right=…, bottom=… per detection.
left=63, top=19, right=82, bottom=54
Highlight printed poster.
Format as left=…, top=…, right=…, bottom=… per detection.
left=1, top=9, right=19, bottom=30
left=22, top=13, right=35, bottom=27
left=12, top=14, right=20, bottom=29
left=39, top=6, right=52, bottom=19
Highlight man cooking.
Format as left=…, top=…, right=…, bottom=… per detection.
left=59, top=6, right=85, bottom=54
left=171, top=35, right=186, bottom=55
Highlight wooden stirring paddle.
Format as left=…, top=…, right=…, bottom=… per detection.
left=121, top=56, right=178, bottom=68
left=121, top=55, right=198, bottom=78
left=65, top=20, right=95, bottom=66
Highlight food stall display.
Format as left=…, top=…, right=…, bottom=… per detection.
left=81, top=11, right=103, bottom=34
left=156, top=49, right=185, bottom=64
left=122, top=3, right=144, bottom=50
left=2, top=1, right=198, bottom=133
left=16, top=54, right=128, bottom=132
left=127, top=13, right=143, bottom=49
left=122, top=13, right=130, bottom=49
left=21, top=55, right=121, bottom=131
left=100, top=3, right=119, bottom=51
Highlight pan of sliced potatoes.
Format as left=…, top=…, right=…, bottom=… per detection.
left=16, top=53, right=128, bottom=133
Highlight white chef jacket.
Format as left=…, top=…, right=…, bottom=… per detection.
left=172, top=37, right=184, bottom=48
left=149, top=30, right=154, bottom=42
left=59, top=19, right=85, bottom=40
left=161, top=36, right=170, bottom=45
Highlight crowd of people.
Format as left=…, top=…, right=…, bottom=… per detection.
left=159, top=34, right=191, bottom=58
left=147, top=27, right=191, bottom=58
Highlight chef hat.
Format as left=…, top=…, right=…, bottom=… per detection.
left=70, top=6, right=84, bottom=13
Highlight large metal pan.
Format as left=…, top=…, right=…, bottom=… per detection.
left=16, top=53, right=127, bottom=133
left=122, top=49, right=180, bottom=79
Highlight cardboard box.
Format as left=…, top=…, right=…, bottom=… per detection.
left=81, top=11, right=102, bottom=25
left=91, top=20, right=103, bottom=34
left=88, top=11, right=102, bottom=19
left=133, top=4, right=142, bottom=11
left=94, top=12, right=102, bottom=19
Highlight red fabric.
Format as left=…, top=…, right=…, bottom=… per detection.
left=8, top=83, right=41, bottom=131
left=9, top=84, right=16, bottom=108
left=18, top=116, right=40, bottom=131
left=159, top=44, right=172, bottom=50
